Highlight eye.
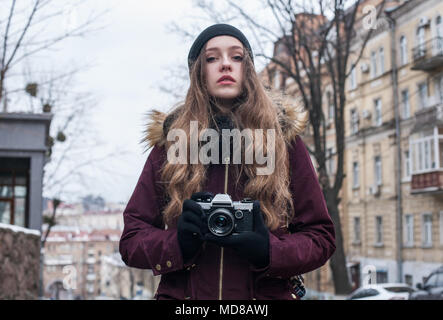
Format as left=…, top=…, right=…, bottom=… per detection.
left=206, top=57, right=216, bottom=62
left=233, top=56, right=244, bottom=61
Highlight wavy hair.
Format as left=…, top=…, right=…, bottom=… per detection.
left=159, top=43, right=296, bottom=231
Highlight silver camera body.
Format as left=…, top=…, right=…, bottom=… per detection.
left=196, top=193, right=254, bottom=237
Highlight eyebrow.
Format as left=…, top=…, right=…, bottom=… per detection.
left=205, top=45, right=244, bottom=53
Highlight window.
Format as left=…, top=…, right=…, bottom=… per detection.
left=353, top=161, right=359, bottom=188
left=374, top=155, right=382, bottom=186
left=401, top=89, right=410, bottom=119
left=400, top=36, right=408, bottom=65
left=384, top=286, right=415, bottom=293
left=379, top=47, right=385, bottom=75
left=422, top=213, right=433, bottom=247
left=351, top=108, right=359, bottom=134
left=275, top=42, right=287, bottom=56
left=440, top=211, right=443, bottom=245
left=354, top=217, right=361, bottom=243
left=374, top=98, right=382, bottom=126
left=327, top=91, right=334, bottom=120
left=435, top=75, right=443, bottom=103
left=405, top=274, right=413, bottom=287
left=404, top=214, right=414, bottom=246
left=404, top=150, right=411, bottom=179
left=376, top=270, right=388, bottom=284
left=0, top=158, right=30, bottom=227
left=418, top=82, right=428, bottom=109
left=410, top=128, right=441, bottom=174
left=376, top=216, right=383, bottom=245
left=274, top=69, right=281, bottom=89
left=437, top=16, right=443, bottom=38
left=424, top=273, right=437, bottom=288
left=370, top=50, right=378, bottom=78
left=350, top=64, right=357, bottom=90
left=423, top=271, right=443, bottom=288
left=350, top=288, right=379, bottom=299
left=436, top=16, right=443, bottom=55
left=327, top=148, right=335, bottom=175
left=417, top=27, right=426, bottom=58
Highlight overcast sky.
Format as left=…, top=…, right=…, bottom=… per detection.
left=33, top=0, right=274, bottom=204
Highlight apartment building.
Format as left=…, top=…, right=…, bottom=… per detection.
left=99, top=252, right=160, bottom=300
left=260, top=0, right=442, bottom=296
left=345, top=0, right=443, bottom=289
left=258, top=10, right=342, bottom=296
left=43, top=227, right=122, bottom=299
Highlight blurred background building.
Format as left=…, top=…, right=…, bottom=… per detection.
left=41, top=199, right=160, bottom=300
left=261, top=0, right=443, bottom=297
left=0, top=113, right=52, bottom=299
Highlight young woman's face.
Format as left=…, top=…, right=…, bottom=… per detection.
left=204, top=36, right=244, bottom=105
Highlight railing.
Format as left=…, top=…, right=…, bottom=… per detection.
left=412, top=37, right=443, bottom=61
left=411, top=171, right=442, bottom=191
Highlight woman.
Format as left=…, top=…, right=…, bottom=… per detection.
left=119, top=24, right=336, bottom=300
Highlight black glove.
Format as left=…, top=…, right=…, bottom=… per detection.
left=177, top=192, right=214, bottom=263
left=204, top=200, right=270, bottom=269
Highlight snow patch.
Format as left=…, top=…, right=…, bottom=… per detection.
left=0, top=223, right=41, bottom=236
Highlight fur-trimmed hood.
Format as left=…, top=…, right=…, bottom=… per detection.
left=142, top=101, right=309, bottom=151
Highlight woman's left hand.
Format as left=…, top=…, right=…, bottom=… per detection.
left=204, top=200, right=270, bottom=269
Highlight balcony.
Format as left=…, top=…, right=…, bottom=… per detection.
left=86, top=257, right=96, bottom=264
left=410, top=102, right=443, bottom=134
left=409, top=126, right=443, bottom=194
left=86, top=273, right=96, bottom=281
left=411, top=37, right=443, bottom=71
left=411, top=171, right=443, bottom=193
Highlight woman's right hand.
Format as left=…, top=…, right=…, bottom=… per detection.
left=177, top=192, right=213, bottom=263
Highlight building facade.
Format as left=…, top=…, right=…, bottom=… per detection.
left=42, top=202, right=157, bottom=300
left=345, top=0, right=443, bottom=289
left=260, top=0, right=443, bottom=296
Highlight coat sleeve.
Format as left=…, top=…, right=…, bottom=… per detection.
left=119, top=144, right=187, bottom=276
left=255, top=135, right=336, bottom=278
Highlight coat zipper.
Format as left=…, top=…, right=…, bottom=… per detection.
left=219, top=156, right=230, bottom=300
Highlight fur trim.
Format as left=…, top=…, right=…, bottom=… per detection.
left=142, top=102, right=309, bottom=150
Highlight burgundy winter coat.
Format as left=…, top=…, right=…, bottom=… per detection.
left=119, top=105, right=336, bottom=300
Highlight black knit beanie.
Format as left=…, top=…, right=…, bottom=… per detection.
left=187, top=23, right=254, bottom=71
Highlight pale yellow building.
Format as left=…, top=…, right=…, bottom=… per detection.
left=344, top=0, right=443, bottom=289
left=260, top=0, right=443, bottom=297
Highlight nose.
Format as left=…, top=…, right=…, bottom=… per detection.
left=220, top=55, right=232, bottom=71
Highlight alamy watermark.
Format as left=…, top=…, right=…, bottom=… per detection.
left=166, top=121, right=276, bottom=175
left=363, top=5, right=377, bottom=30
left=62, top=265, right=77, bottom=290
left=362, top=264, right=377, bottom=285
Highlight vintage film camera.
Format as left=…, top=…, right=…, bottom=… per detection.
left=194, top=193, right=254, bottom=237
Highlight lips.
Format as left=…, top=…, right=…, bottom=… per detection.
left=217, top=75, right=236, bottom=83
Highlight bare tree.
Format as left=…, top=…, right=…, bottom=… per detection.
left=0, top=0, right=108, bottom=111
left=0, top=1, right=136, bottom=300
left=171, top=0, right=387, bottom=295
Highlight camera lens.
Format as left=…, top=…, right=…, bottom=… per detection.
left=208, top=209, right=234, bottom=237
left=215, top=216, right=227, bottom=227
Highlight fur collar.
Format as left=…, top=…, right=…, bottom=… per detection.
left=142, top=101, right=309, bottom=150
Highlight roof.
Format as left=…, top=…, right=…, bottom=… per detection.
left=45, top=227, right=121, bottom=242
